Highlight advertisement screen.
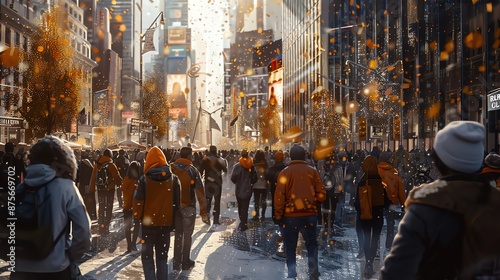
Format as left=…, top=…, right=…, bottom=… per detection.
left=167, top=74, right=188, bottom=119
left=268, top=68, right=283, bottom=122
left=168, top=27, right=187, bottom=44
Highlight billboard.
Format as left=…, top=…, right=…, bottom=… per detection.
left=167, top=74, right=188, bottom=119
left=268, top=67, right=283, bottom=122
left=168, top=27, right=187, bottom=44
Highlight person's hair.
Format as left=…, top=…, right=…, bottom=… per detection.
left=253, top=149, right=267, bottom=165
left=180, top=147, right=193, bottom=159
left=209, top=145, right=217, bottom=155
left=126, top=161, right=140, bottom=180
left=103, top=148, right=112, bottom=158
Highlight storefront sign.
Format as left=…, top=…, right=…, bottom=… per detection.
left=487, top=90, right=500, bottom=111
left=0, top=116, right=23, bottom=127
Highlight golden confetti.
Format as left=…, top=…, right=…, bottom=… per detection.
left=464, top=32, right=483, bottom=49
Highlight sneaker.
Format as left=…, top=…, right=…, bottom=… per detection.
left=356, top=251, right=365, bottom=259
left=364, top=262, right=374, bottom=278
left=182, top=259, right=195, bottom=270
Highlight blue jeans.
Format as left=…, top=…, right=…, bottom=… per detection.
left=284, top=216, right=320, bottom=280
left=141, top=226, right=172, bottom=280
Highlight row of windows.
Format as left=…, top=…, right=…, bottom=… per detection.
left=68, top=20, right=87, bottom=40
left=64, top=2, right=83, bottom=22
left=0, top=25, right=29, bottom=50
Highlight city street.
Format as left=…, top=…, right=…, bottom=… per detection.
left=1, top=174, right=390, bottom=280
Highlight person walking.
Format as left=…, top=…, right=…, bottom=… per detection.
left=133, top=147, right=180, bottom=280
left=377, top=151, right=406, bottom=254
left=200, top=145, right=227, bottom=225
left=171, top=147, right=210, bottom=271
left=114, top=149, right=130, bottom=208
left=9, top=136, right=91, bottom=280
left=121, top=161, right=140, bottom=253
left=274, top=145, right=326, bottom=280
left=231, top=149, right=257, bottom=231
left=78, top=152, right=96, bottom=220
left=251, top=149, right=269, bottom=222
left=354, top=155, right=390, bottom=278
left=319, top=153, right=343, bottom=239
left=265, top=151, right=287, bottom=257
left=89, top=149, right=122, bottom=236
left=381, top=121, right=500, bottom=279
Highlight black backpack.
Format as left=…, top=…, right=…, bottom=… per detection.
left=96, top=162, right=110, bottom=191
left=0, top=179, right=68, bottom=261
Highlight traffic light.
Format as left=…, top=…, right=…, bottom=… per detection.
left=393, top=116, right=401, bottom=140
left=358, top=117, right=367, bottom=141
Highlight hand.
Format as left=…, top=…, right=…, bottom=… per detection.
left=201, top=214, right=210, bottom=225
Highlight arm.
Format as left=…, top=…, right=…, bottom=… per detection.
left=379, top=204, right=429, bottom=280
left=110, top=163, right=123, bottom=186
left=191, top=168, right=208, bottom=218
left=66, top=182, right=92, bottom=261
left=274, top=171, right=286, bottom=220
left=230, top=164, right=239, bottom=184
left=133, top=176, right=146, bottom=220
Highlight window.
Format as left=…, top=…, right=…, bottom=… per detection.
left=14, top=32, right=20, bottom=46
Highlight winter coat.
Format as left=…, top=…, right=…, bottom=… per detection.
left=265, top=161, right=287, bottom=196
left=274, top=160, right=326, bottom=219
left=121, top=176, right=137, bottom=211
left=231, top=157, right=257, bottom=200
left=134, top=147, right=180, bottom=227
left=78, top=158, right=94, bottom=194
left=200, top=154, right=227, bottom=186
left=89, top=155, right=122, bottom=192
left=320, top=163, right=343, bottom=194
left=16, top=164, right=91, bottom=273
left=171, top=157, right=207, bottom=215
left=378, top=162, right=406, bottom=205
left=380, top=176, right=498, bottom=280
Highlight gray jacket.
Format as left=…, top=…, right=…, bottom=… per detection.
left=17, top=164, right=91, bottom=273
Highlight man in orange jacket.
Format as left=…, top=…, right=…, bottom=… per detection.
left=274, top=145, right=326, bottom=280
left=377, top=151, right=406, bottom=253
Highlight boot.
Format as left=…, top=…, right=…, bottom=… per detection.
left=364, top=262, right=374, bottom=278
left=213, top=212, right=220, bottom=225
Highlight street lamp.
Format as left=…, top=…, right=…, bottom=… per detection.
left=131, top=9, right=164, bottom=144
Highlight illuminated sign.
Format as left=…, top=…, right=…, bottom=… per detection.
left=168, top=27, right=187, bottom=44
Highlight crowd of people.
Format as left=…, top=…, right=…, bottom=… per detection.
left=2, top=121, right=500, bottom=279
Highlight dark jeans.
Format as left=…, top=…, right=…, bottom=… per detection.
left=124, top=209, right=139, bottom=249
left=355, top=214, right=364, bottom=253
left=284, top=216, right=320, bottom=280
left=236, top=196, right=251, bottom=230
left=360, top=209, right=384, bottom=263
left=385, top=209, right=396, bottom=249
left=253, top=188, right=267, bottom=219
left=322, top=193, right=340, bottom=233
left=141, top=226, right=172, bottom=280
left=173, top=210, right=196, bottom=267
left=10, top=265, right=71, bottom=280
left=98, top=188, right=115, bottom=234
left=205, top=183, right=222, bottom=224
left=84, top=191, right=97, bottom=220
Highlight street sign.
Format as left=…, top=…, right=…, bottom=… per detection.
left=487, top=89, right=500, bottom=111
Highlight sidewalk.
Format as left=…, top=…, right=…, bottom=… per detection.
left=0, top=175, right=389, bottom=279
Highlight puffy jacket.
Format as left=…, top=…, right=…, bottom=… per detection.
left=231, top=157, right=257, bottom=200
left=16, top=164, right=91, bottom=273
left=89, top=155, right=122, bottom=192
left=274, top=160, right=326, bottom=219
left=200, top=154, right=227, bottom=186
left=171, top=157, right=207, bottom=216
left=134, top=147, right=180, bottom=227
left=378, top=162, right=406, bottom=205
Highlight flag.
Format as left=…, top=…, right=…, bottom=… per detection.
left=142, top=27, right=156, bottom=54
left=78, top=108, right=86, bottom=125
left=209, top=115, right=221, bottom=131
left=229, top=115, right=239, bottom=126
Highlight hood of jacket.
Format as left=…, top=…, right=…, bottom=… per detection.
left=173, top=157, right=193, bottom=169
left=97, top=155, right=113, bottom=165
left=362, top=155, right=378, bottom=175
left=378, top=162, right=396, bottom=172
left=24, top=164, right=57, bottom=187
left=239, top=157, right=254, bottom=169
left=144, top=147, right=167, bottom=173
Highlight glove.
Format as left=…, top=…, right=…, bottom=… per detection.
left=201, top=214, right=210, bottom=225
